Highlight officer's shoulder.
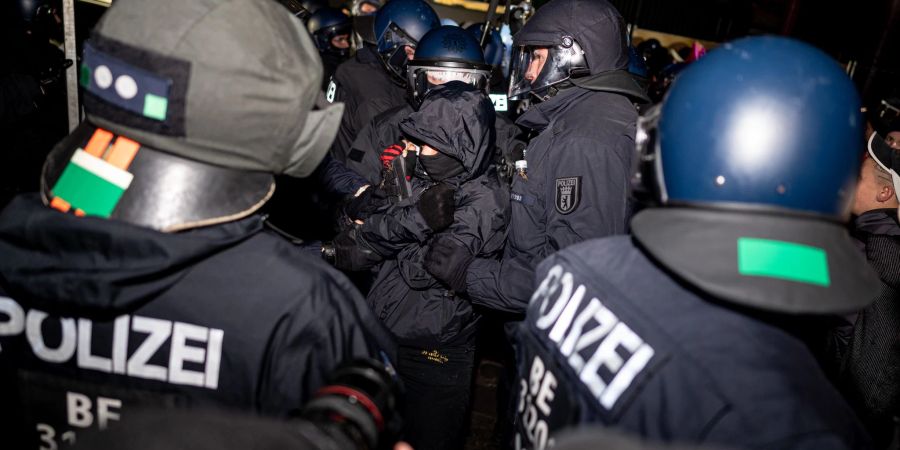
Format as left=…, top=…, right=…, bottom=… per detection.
left=551, top=91, right=637, bottom=140
left=334, top=53, right=380, bottom=82
left=234, top=231, right=352, bottom=294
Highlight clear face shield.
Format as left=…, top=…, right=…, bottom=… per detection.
left=406, top=64, right=491, bottom=108
left=508, top=39, right=587, bottom=101
left=377, top=23, right=417, bottom=79
left=631, top=103, right=668, bottom=205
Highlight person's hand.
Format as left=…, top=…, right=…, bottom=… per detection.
left=380, top=144, right=404, bottom=169
left=344, top=185, right=388, bottom=221
left=417, top=183, right=456, bottom=232
left=322, top=228, right=382, bottom=271
left=425, top=234, right=474, bottom=293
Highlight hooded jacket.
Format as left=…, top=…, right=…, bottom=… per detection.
left=463, top=0, right=638, bottom=314
left=0, top=195, right=395, bottom=447
left=355, top=83, right=510, bottom=347
left=344, top=98, right=525, bottom=187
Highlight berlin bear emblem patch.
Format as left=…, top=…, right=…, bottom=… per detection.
left=555, top=176, right=581, bottom=215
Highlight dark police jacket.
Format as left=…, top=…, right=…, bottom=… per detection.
left=327, top=46, right=407, bottom=164
left=467, top=86, right=637, bottom=314
left=514, top=236, right=870, bottom=449
left=0, top=195, right=395, bottom=448
left=357, top=85, right=510, bottom=348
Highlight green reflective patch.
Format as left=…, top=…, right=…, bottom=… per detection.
left=143, top=93, right=168, bottom=121
left=79, top=64, right=91, bottom=88
left=51, top=150, right=133, bottom=218
left=737, top=238, right=830, bottom=286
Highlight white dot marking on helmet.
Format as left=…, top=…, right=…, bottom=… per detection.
left=94, top=65, right=113, bottom=89
left=715, top=175, right=726, bottom=186
left=115, top=75, right=138, bottom=100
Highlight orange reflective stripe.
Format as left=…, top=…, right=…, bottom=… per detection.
left=106, top=136, right=140, bottom=170
left=50, top=196, right=71, bottom=213
left=84, top=128, right=114, bottom=158
left=74, top=209, right=86, bottom=217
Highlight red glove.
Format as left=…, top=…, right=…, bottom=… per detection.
left=380, top=144, right=404, bottom=169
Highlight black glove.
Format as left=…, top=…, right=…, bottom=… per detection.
left=425, top=235, right=474, bottom=293
left=417, top=183, right=456, bottom=232
left=322, top=227, right=382, bottom=271
left=344, top=186, right=389, bottom=221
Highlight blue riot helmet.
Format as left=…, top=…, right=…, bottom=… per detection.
left=407, top=26, right=492, bottom=109
left=307, top=8, right=352, bottom=57
left=465, top=24, right=504, bottom=68
left=374, top=0, right=441, bottom=81
left=507, top=0, right=629, bottom=101
left=631, top=36, right=879, bottom=314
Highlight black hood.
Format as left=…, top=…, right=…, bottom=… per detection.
left=399, top=82, right=496, bottom=182
left=513, top=0, right=628, bottom=74
left=0, top=195, right=263, bottom=316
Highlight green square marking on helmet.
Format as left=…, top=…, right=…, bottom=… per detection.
left=79, top=64, right=91, bottom=88
left=737, top=238, right=830, bottom=286
left=51, top=149, right=134, bottom=217
left=143, top=94, right=168, bottom=121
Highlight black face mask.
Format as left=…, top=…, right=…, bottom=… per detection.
left=418, top=152, right=465, bottom=181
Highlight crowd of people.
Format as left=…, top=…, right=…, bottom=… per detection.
left=0, top=0, right=898, bottom=449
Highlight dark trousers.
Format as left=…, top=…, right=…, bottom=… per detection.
left=397, top=344, right=476, bottom=450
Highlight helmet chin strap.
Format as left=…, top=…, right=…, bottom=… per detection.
left=530, top=80, right=575, bottom=102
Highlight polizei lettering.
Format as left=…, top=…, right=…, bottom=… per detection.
left=529, top=265, right=655, bottom=410
left=0, top=296, right=223, bottom=389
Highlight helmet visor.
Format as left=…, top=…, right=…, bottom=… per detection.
left=631, top=104, right=667, bottom=204
left=407, top=65, right=491, bottom=107
left=378, top=23, right=418, bottom=79
left=508, top=43, right=587, bottom=101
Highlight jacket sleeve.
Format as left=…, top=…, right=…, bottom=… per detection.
left=312, top=154, right=368, bottom=196
left=346, top=113, right=398, bottom=186
left=258, top=265, right=396, bottom=416
left=357, top=201, right=433, bottom=258
left=465, top=255, right=535, bottom=314
left=445, top=185, right=509, bottom=257
left=542, top=134, right=633, bottom=251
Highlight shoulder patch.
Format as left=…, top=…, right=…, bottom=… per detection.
left=326, top=79, right=337, bottom=103
left=555, top=176, right=581, bottom=215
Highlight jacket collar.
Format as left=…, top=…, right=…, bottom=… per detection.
left=515, top=86, right=589, bottom=132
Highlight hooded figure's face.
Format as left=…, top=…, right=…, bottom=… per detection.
left=399, top=81, right=496, bottom=183
left=417, top=147, right=466, bottom=181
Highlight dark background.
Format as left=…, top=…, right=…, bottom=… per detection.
left=600, top=0, right=900, bottom=106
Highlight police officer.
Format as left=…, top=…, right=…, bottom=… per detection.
left=0, top=0, right=394, bottom=447
left=307, top=8, right=353, bottom=90
left=425, top=0, right=647, bottom=313
left=327, top=0, right=440, bottom=164
left=343, top=25, right=495, bottom=187
left=513, top=36, right=879, bottom=449
left=828, top=133, right=900, bottom=447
